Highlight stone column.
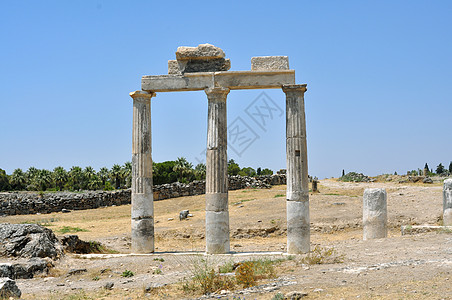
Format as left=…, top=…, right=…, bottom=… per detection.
left=443, top=179, right=452, bottom=226
left=363, top=188, right=387, bottom=240
left=282, top=84, right=310, bottom=254
left=129, top=90, right=156, bottom=253
left=205, top=87, right=230, bottom=254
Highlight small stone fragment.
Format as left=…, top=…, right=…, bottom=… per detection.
left=284, top=291, right=308, bottom=299
left=104, top=281, right=114, bottom=290
left=251, top=56, right=289, bottom=71
left=67, top=268, right=87, bottom=276
left=176, top=43, right=225, bottom=60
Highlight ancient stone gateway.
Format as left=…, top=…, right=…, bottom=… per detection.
left=129, top=44, right=309, bottom=254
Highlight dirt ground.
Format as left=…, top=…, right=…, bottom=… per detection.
left=2, top=179, right=452, bottom=300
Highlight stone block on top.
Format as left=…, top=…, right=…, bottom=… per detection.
left=251, top=56, right=289, bottom=71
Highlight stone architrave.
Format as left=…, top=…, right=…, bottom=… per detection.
left=204, top=87, right=230, bottom=254
left=129, top=91, right=155, bottom=253
left=443, top=179, right=452, bottom=226
left=363, top=188, right=387, bottom=240
left=282, top=84, right=310, bottom=254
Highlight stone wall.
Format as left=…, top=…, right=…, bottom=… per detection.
left=0, top=174, right=286, bottom=216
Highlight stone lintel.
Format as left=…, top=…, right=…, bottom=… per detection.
left=141, top=70, right=296, bottom=92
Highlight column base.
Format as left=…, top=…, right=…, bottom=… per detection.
left=206, top=211, right=230, bottom=254
left=286, top=200, right=310, bottom=254
left=131, top=218, right=154, bottom=253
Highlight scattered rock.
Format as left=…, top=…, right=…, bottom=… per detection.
left=179, top=210, right=189, bottom=221
left=0, top=223, right=63, bottom=259
left=67, top=268, right=87, bottom=276
left=61, top=208, right=71, bottom=213
left=168, top=218, right=174, bottom=221
left=339, top=172, right=372, bottom=183
left=0, top=277, right=21, bottom=298
left=423, top=177, right=433, bottom=184
left=284, top=291, right=308, bottom=299
left=0, top=258, right=52, bottom=279
left=104, top=282, right=114, bottom=290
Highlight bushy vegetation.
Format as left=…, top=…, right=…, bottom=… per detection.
left=0, top=157, right=274, bottom=192
left=182, top=257, right=283, bottom=295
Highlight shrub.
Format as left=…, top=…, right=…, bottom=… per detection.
left=300, top=246, right=344, bottom=265
left=121, top=270, right=134, bottom=277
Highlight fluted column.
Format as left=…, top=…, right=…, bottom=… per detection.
left=444, top=179, right=452, bottom=226
left=282, top=84, right=310, bottom=254
left=129, top=90, right=156, bottom=253
left=205, top=87, right=230, bottom=254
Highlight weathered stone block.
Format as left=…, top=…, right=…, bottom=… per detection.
left=251, top=56, right=289, bottom=71
left=168, top=60, right=181, bottom=75
left=363, top=188, right=387, bottom=240
left=0, top=277, right=21, bottom=298
left=176, top=43, right=225, bottom=60
left=184, top=58, right=230, bottom=73
left=443, top=179, right=452, bottom=226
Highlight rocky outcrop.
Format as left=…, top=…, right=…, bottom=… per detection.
left=0, top=223, right=63, bottom=259
left=0, top=174, right=286, bottom=216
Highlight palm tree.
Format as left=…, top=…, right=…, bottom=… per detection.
left=110, top=164, right=122, bottom=189
left=69, top=166, right=84, bottom=191
left=122, top=162, right=132, bottom=188
left=83, top=166, right=96, bottom=189
left=10, top=168, right=26, bottom=190
left=37, top=169, right=52, bottom=191
left=194, top=163, right=206, bottom=180
left=98, top=167, right=110, bottom=188
left=87, top=175, right=102, bottom=190
left=26, top=167, right=40, bottom=190
left=52, top=166, right=68, bottom=191
left=173, top=157, right=194, bottom=183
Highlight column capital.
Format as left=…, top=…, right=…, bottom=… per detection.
left=282, top=84, right=307, bottom=94
left=204, top=87, right=230, bottom=97
left=129, top=90, right=156, bottom=100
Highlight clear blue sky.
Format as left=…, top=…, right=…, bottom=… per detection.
left=1, top=1, right=451, bottom=179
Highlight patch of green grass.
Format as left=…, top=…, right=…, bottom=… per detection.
left=21, top=218, right=59, bottom=227
left=274, top=194, right=285, bottom=198
left=231, top=199, right=255, bottom=206
left=121, top=270, right=134, bottom=277
left=325, top=193, right=341, bottom=196
left=153, top=257, right=165, bottom=262
left=57, top=226, right=89, bottom=234
left=218, top=260, right=234, bottom=273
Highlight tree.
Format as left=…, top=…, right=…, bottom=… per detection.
left=173, top=157, right=194, bottom=183
left=436, top=163, right=445, bottom=175
left=0, top=169, right=10, bottom=191
left=194, top=163, right=206, bottom=180
left=10, top=168, right=26, bottom=190
left=153, top=161, right=177, bottom=185
left=52, top=166, right=67, bottom=191
left=256, top=167, right=262, bottom=176
left=69, top=166, right=84, bottom=190
left=261, top=168, right=273, bottom=175
left=449, top=162, right=452, bottom=174
left=227, top=159, right=240, bottom=176
left=98, top=167, right=110, bottom=188
left=239, top=167, right=256, bottom=177
left=36, top=169, right=52, bottom=191
left=110, top=164, right=123, bottom=189
left=342, top=169, right=345, bottom=177
left=122, top=162, right=132, bottom=188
